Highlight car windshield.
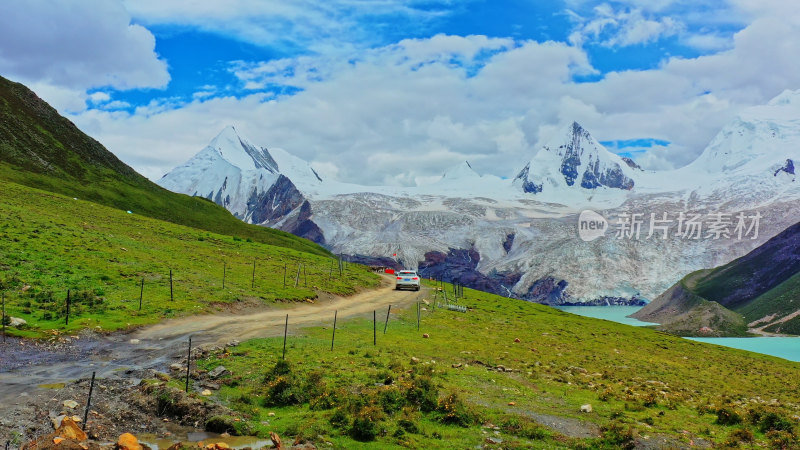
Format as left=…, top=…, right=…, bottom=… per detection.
left=399, top=271, right=416, bottom=275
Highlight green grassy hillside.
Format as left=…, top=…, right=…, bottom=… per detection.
left=182, top=282, right=800, bottom=449
left=0, top=75, right=328, bottom=257
left=739, top=272, right=800, bottom=334
left=0, top=180, right=378, bottom=337
left=632, top=276, right=749, bottom=337
left=633, top=223, right=800, bottom=336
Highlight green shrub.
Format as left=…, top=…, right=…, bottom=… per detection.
left=397, top=419, right=419, bottom=434
left=350, top=406, right=382, bottom=441
left=598, top=421, right=636, bottom=450
left=715, top=406, right=742, bottom=426
left=766, top=430, right=796, bottom=449
left=759, top=411, right=795, bottom=434
left=329, top=408, right=349, bottom=429
left=263, top=375, right=302, bottom=406
left=405, top=373, right=438, bottom=412
left=378, top=387, right=405, bottom=415
left=263, top=359, right=292, bottom=383
left=260, top=360, right=305, bottom=406
left=724, top=428, right=754, bottom=446
left=435, top=392, right=477, bottom=427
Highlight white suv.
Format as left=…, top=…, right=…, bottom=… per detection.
left=395, top=270, right=421, bottom=291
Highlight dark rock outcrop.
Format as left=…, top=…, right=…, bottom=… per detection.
left=247, top=175, right=304, bottom=224
left=417, top=248, right=521, bottom=297
left=282, top=200, right=325, bottom=244
left=580, top=158, right=634, bottom=190
left=502, top=233, right=515, bottom=254
left=774, top=158, right=795, bottom=177
left=513, top=164, right=543, bottom=193
left=522, top=276, right=571, bottom=304
left=621, top=157, right=643, bottom=170
left=243, top=175, right=326, bottom=244
left=416, top=248, right=647, bottom=306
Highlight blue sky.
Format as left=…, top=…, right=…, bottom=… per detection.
left=109, top=1, right=724, bottom=111
left=2, top=0, right=799, bottom=184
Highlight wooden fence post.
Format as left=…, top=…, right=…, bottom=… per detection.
left=82, top=372, right=96, bottom=430
left=139, top=278, right=144, bottom=311
left=185, top=336, right=192, bottom=393
left=331, top=310, right=337, bottom=351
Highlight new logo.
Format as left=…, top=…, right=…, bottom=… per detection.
left=578, top=210, right=608, bottom=242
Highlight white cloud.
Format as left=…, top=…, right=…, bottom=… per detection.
left=89, top=92, right=112, bottom=104
left=29, top=0, right=799, bottom=187
left=0, top=0, right=168, bottom=111
left=568, top=3, right=684, bottom=47
left=103, top=100, right=132, bottom=110
left=122, top=0, right=456, bottom=53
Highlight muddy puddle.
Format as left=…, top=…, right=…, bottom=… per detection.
left=139, top=431, right=274, bottom=450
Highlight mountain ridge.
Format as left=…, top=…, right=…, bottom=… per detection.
left=0, top=74, right=331, bottom=257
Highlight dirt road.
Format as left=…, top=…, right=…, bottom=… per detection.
left=135, top=274, right=425, bottom=344
left=0, top=275, right=425, bottom=404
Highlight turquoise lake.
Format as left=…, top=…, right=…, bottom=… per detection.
left=556, top=306, right=800, bottom=362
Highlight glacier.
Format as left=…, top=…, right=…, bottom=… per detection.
left=157, top=91, right=800, bottom=304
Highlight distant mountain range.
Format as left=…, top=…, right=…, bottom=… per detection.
left=159, top=91, right=800, bottom=305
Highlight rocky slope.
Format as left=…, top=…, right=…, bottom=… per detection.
left=158, top=91, right=800, bottom=305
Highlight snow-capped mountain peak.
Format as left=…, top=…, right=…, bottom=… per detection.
left=766, top=88, right=800, bottom=107
left=208, top=125, right=279, bottom=173
left=513, top=121, right=636, bottom=195
left=157, top=126, right=323, bottom=223
left=685, top=90, right=800, bottom=178
left=440, top=160, right=480, bottom=181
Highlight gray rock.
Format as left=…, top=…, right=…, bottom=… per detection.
left=208, top=365, right=229, bottom=379
left=9, top=317, right=26, bottom=327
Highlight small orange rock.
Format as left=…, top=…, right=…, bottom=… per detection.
left=270, top=431, right=283, bottom=449
left=57, top=416, right=88, bottom=441
left=54, top=437, right=65, bottom=445
left=508, top=401, right=516, bottom=406
left=117, top=432, right=142, bottom=450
